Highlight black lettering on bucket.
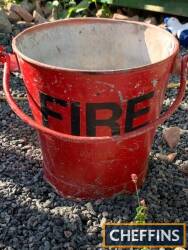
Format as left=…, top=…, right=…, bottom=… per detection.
left=125, top=91, right=154, bottom=132
left=86, top=103, right=122, bottom=137
left=71, top=102, right=80, bottom=136
left=40, top=92, right=68, bottom=126
left=39, top=91, right=154, bottom=136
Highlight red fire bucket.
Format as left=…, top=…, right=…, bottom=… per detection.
left=2, top=18, right=187, bottom=199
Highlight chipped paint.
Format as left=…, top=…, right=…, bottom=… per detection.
left=151, top=79, right=159, bottom=87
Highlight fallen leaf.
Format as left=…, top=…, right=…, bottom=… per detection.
left=163, top=127, right=181, bottom=149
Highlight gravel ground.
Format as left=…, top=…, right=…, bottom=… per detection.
left=0, top=28, right=188, bottom=250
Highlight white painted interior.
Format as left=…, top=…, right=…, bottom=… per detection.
left=15, top=20, right=175, bottom=71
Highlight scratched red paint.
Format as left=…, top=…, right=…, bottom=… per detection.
left=2, top=18, right=187, bottom=199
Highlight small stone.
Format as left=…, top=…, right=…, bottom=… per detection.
left=174, top=248, right=186, bottom=250
left=156, top=153, right=168, bottom=161
left=0, top=9, right=12, bottom=33
left=102, top=211, right=108, bottom=218
left=42, top=199, right=51, bottom=208
left=63, top=243, right=73, bottom=249
left=185, top=148, right=188, bottom=153
left=87, top=220, right=92, bottom=226
left=43, top=241, right=50, bottom=250
left=178, top=161, right=188, bottom=174
left=0, top=164, right=6, bottom=173
left=9, top=4, right=33, bottom=22
left=94, top=199, right=103, bottom=206
left=16, top=21, right=34, bottom=29
left=2, top=120, right=7, bottom=126
left=180, top=103, right=188, bottom=111
left=113, top=13, right=129, bottom=20
left=183, top=188, right=188, bottom=195
left=175, top=218, right=180, bottom=223
left=85, top=202, right=96, bottom=215
left=20, top=0, right=34, bottom=13
left=113, top=13, right=139, bottom=21
left=144, top=17, right=157, bottom=25
left=64, top=230, right=72, bottom=238
left=156, top=152, right=177, bottom=163
left=9, top=226, right=16, bottom=233
left=100, top=217, right=107, bottom=227
left=33, top=10, right=47, bottom=24
left=7, top=10, right=21, bottom=23
left=167, top=152, right=177, bottom=162
left=163, top=127, right=181, bottom=149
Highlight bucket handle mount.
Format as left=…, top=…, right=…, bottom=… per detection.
left=2, top=54, right=188, bottom=142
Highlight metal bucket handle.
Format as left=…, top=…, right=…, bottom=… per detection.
left=2, top=53, right=188, bottom=143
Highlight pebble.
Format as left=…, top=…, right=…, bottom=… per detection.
left=2, top=120, right=7, bottom=126
left=20, top=0, right=34, bottom=13
left=113, top=13, right=129, bottom=20
left=64, top=230, right=72, bottom=238
left=178, top=161, right=188, bottom=174
left=33, top=10, right=47, bottom=24
left=0, top=9, right=12, bottom=33
left=113, top=13, right=139, bottom=21
left=85, top=202, right=96, bottom=216
left=174, top=248, right=186, bottom=250
left=102, top=211, right=108, bottom=218
left=7, top=10, right=21, bottom=23
left=9, top=4, right=33, bottom=22
left=156, top=152, right=177, bottom=162
left=43, top=240, right=51, bottom=250
left=144, top=16, right=157, bottom=25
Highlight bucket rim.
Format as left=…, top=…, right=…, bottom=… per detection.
left=12, top=17, right=179, bottom=74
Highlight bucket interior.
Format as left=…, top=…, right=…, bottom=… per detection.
left=14, top=19, right=176, bottom=71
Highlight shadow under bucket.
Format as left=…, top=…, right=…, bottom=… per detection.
left=2, top=18, right=187, bottom=199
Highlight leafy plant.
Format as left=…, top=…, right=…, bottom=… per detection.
left=134, top=200, right=147, bottom=223
left=96, top=3, right=111, bottom=18
left=63, top=0, right=91, bottom=18
left=47, top=0, right=111, bottom=19
left=131, top=174, right=149, bottom=250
